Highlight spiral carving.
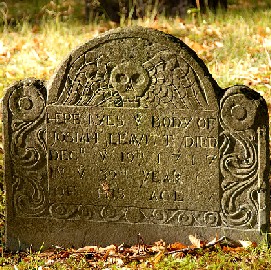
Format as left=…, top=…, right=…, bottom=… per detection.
left=13, top=174, right=47, bottom=217
left=9, top=79, right=47, bottom=169
left=6, top=78, right=48, bottom=217
left=220, top=86, right=258, bottom=131
left=219, top=86, right=259, bottom=228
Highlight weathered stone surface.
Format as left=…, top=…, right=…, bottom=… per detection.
left=3, top=27, right=270, bottom=251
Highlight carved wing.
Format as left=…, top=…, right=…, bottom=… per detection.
left=56, top=56, right=122, bottom=107
left=141, top=51, right=209, bottom=110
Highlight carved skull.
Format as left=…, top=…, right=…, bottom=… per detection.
left=110, top=62, right=149, bottom=105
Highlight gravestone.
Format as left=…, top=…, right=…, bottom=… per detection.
left=3, top=27, right=270, bottom=251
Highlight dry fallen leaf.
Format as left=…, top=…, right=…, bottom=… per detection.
left=102, top=244, right=117, bottom=260
left=189, top=235, right=202, bottom=248
left=107, top=257, right=124, bottom=266
left=75, top=245, right=99, bottom=253
left=239, top=240, right=257, bottom=249
left=151, top=239, right=166, bottom=252
left=222, top=246, right=244, bottom=252
left=167, top=242, right=187, bottom=251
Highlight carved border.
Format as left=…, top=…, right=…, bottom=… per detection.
left=49, top=203, right=220, bottom=227
left=6, top=81, right=266, bottom=231
left=219, top=86, right=261, bottom=229
left=5, top=79, right=48, bottom=217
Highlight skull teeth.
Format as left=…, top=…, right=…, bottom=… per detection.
left=126, top=84, right=134, bottom=92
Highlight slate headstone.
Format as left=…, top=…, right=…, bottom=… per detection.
left=3, top=27, right=270, bottom=251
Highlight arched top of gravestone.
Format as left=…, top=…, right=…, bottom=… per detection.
left=47, top=26, right=219, bottom=110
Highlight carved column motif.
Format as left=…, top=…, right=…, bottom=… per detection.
left=219, top=86, right=260, bottom=228
left=5, top=78, right=48, bottom=217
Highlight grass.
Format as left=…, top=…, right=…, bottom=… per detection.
left=1, top=244, right=271, bottom=269
left=0, top=0, right=271, bottom=268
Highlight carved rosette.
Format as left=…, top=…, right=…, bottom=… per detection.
left=219, top=86, right=260, bottom=228
left=5, top=78, right=47, bottom=217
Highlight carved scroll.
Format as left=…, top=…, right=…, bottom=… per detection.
left=5, top=79, right=48, bottom=217
left=219, top=86, right=260, bottom=228
left=49, top=203, right=220, bottom=227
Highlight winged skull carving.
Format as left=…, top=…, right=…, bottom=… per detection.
left=55, top=51, right=209, bottom=109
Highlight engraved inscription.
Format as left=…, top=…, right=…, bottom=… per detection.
left=47, top=106, right=219, bottom=217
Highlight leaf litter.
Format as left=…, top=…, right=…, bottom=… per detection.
left=0, top=234, right=258, bottom=269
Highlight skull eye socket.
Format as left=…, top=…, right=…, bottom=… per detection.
left=131, top=74, right=140, bottom=84
left=115, top=73, right=128, bottom=84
